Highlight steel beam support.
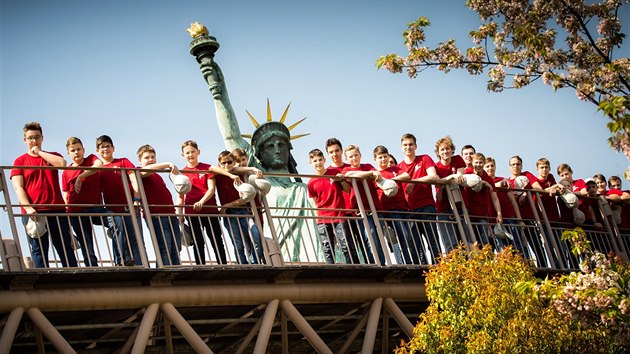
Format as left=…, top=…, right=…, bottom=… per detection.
left=253, top=299, right=279, bottom=354
left=235, top=312, right=264, bottom=354
left=280, top=299, right=332, bottom=354
left=338, top=307, right=369, bottom=354
left=26, top=307, right=76, bottom=354
left=131, top=303, right=159, bottom=354
left=161, top=302, right=213, bottom=354
left=384, top=297, right=414, bottom=337
left=361, top=297, right=383, bottom=354
left=0, top=307, right=24, bottom=353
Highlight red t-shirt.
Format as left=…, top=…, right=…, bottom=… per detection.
left=215, top=174, right=240, bottom=205
left=558, top=179, right=587, bottom=224
left=11, top=152, right=66, bottom=212
left=528, top=173, right=560, bottom=222
left=398, top=154, right=436, bottom=209
left=434, top=155, right=466, bottom=213
left=508, top=172, right=536, bottom=220
left=100, top=157, right=135, bottom=212
left=181, top=162, right=218, bottom=214
left=140, top=172, right=176, bottom=215
left=62, top=154, right=103, bottom=212
left=342, top=164, right=383, bottom=212
left=307, top=169, right=346, bottom=223
left=327, top=163, right=351, bottom=210
left=461, top=168, right=494, bottom=218
left=377, top=167, right=410, bottom=211
left=493, top=176, right=515, bottom=219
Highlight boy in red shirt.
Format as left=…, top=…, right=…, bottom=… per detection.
left=11, top=122, right=78, bottom=268
left=307, top=149, right=359, bottom=264
left=62, top=137, right=110, bottom=267
left=556, top=163, right=588, bottom=225
left=397, top=133, right=439, bottom=263
left=341, top=145, right=387, bottom=265
left=96, top=135, right=145, bottom=266
left=136, top=145, right=181, bottom=266
left=374, top=145, right=424, bottom=264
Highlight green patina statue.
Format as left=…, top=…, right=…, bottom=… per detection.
left=188, top=23, right=320, bottom=262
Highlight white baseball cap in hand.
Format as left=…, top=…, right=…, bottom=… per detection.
left=248, top=174, right=271, bottom=195
left=26, top=216, right=47, bottom=238
left=560, top=191, right=579, bottom=209
left=376, top=178, right=399, bottom=197
left=169, top=172, right=192, bottom=195
left=236, top=182, right=257, bottom=202
left=512, top=175, right=530, bottom=196
left=573, top=208, right=585, bottom=225
left=463, top=174, right=483, bottom=192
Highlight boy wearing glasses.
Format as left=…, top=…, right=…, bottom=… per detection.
left=11, top=122, right=78, bottom=268
left=96, top=135, right=146, bottom=266
left=215, top=151, right=265, bottom=264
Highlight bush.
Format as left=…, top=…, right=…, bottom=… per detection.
left=397, top=231, right=630, bottom=354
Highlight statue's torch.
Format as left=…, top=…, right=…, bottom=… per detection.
left=187, top=22, right=222, bottom=99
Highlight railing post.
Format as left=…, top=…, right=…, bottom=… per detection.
left=0, top=169, right=27, bottom=270
left=121, top=170, right=151, bottom=267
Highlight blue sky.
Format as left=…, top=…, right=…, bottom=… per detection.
left=1, top=0, right=628, bottom=200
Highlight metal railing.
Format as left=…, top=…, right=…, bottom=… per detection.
left=1, top=165, right=628, bottom=271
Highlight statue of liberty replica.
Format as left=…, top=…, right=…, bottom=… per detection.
left=187, top=23, right=320, bottom=262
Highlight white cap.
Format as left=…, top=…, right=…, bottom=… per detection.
left=573, top=208, right=585, bottom=225
left=179, top=222, right=193, bottom=247
left=376, top=178, right=399, bottom=197
left=493, top=223, right=514, bottom=240
left=248, top=174, right=271, bottom=195
left=169, top=173, right=192, bottom=195
left=561, top=191, right=579, bottom=209
left=463, top=174, right=483, bottom=192
left=26, top=217, right=47, bottom=238
left=512, top=175, right=529, bottom=196
left=236, top=183, right=257, bottom=202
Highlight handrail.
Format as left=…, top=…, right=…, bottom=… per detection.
left=1, top=165, right=628, bottom=271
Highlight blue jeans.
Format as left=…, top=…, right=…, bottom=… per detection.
left=149, top=216, right=181, bottom=266
left=409, top=205, right=440, bottom=264
left=223, top=208, right=262, bottom=264
left=188, top=215, right=226, bottom=265
left=110, top=213, right=145, bottom=266
left=70, top=207, right=113, bottom=267
left=437, top=211, right=461, bottom=254
left=383, top=210, right=423, bottom=265
left=247, top=221, right=265, bottom=264
left=358, top=214, right=386, bottom=266
left=23, top=211, right=78, bottom=268
left=316, top=221, right=358, bottom=264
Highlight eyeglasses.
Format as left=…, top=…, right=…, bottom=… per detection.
left=25, top=135, right=42, bottom=142
left=220, top=160, right=234, bottom=165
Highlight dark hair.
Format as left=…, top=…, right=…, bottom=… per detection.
left=23, top=122, right=42, bottom=134
left=309, top=148, right=324, bottom=159
left=96, top=135, right=114, bottom=149
left=325, top=138, right=342, bottom=150
left=461, top=144, right=476, bottom=153
left=182, top=140, right=199, bottom=151
left=373, top=145, right=389, bottom=158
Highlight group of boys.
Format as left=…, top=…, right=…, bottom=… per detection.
left=306, top=134, right=629, bottom=267
left=11, top=122, right=266, bottom=268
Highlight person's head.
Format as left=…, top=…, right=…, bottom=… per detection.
left=536, top=158, right=551, bottom=178
left=471, top=152, right=485, bottom=173
left=96, top=135, right=115, bottom=161
left=593, top=173, right=607, bottom=194
left=231, top=147, right=248, bottom=167
left=557, top=163, right=573, bottom=181
left=308, top=148, right=326, bottom=172
left=435, top=136, right=455, bottom=162
left=344, top=145, right=362, bottom=168
left=461, top=145, right=476, bottom=166
left=483, top=157, right=496, bottom=177
left=608, top=175, right=622, bottom=190
left=388, top=154, right=398, bottom=167
left=400, top=133, right=417, bottom=158
left=23, top=122, right=44, bottom=151
left=509, top=155, right=523, bottom=177
left=218, top=151, right=237, bottom=171
left=325, top=138, right=344, bottom=167
left=251, top=122, right=292, bottom=171
left=66, top=137, right=85, bottom=164
left=137, top=144, right=157, bottom=167
left=585, top=179, right=597, bottom=197
left=373, top=145, right=390, bottom=169
left=181, top=140, right=200, bottom=166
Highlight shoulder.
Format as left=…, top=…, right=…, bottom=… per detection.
left=452, top=155, right=466, bottom=167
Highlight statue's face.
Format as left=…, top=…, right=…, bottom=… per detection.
left=259, top=136, right=290, bottom=170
